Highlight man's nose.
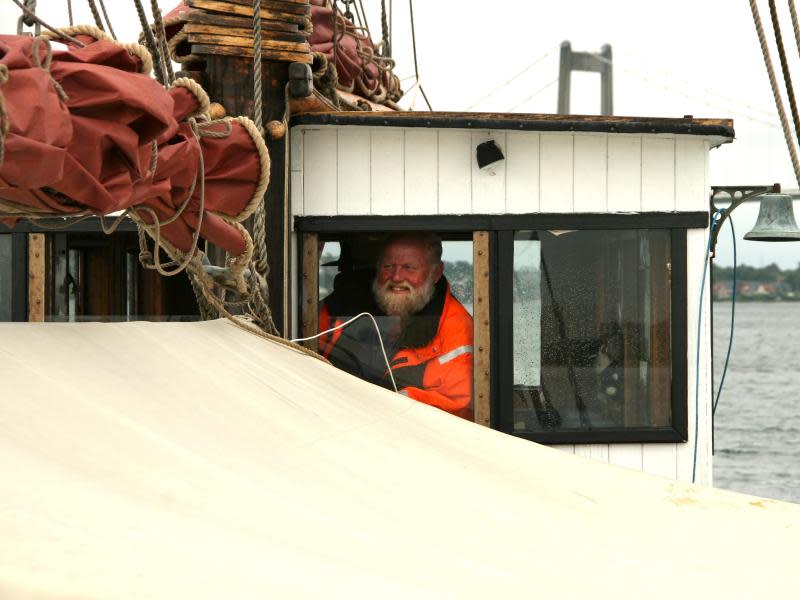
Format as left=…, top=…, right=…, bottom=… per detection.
left=389, top=267, right=404, bottom=282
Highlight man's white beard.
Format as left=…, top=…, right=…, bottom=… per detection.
left=373, top=274, right=437, bottom=318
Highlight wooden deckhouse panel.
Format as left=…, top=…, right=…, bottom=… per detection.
left=290, top=113, right=731, bottom=485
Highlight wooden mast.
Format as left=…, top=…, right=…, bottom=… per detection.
left=173, top=1, right=314, bottom=336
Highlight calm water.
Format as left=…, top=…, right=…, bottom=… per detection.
left=712, top=302, right=800, bottom=503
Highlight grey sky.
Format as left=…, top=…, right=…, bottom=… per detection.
left=4, top=0, right=800, bottom=267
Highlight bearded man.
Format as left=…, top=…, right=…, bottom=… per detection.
left=319, top=233, right=474, bottom=420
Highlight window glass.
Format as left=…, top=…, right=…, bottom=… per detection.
left=442, top=240, right=473, bottom=315
left=0, top=235, right=12, bottom=321
left=512, top=229, right=672, bottom=432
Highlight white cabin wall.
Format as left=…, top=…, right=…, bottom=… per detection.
left=291, top=125, right=715, bottom=483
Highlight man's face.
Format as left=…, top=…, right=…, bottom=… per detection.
left=372, top=240, right=443, bottom=317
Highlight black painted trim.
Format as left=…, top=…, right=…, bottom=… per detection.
left=494, top=231, right=514, bottom=432
left=295, top=212, right=709, bottom=233
left=492, top=227, right=689, bottom=444
left=291, top=113, right=735, bottom=138
left=11, top=233, right=27, bottom=321
left=671, top=229, right=690, bottom=441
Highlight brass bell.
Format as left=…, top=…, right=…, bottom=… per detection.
left=744, top=193, right=800, bottom=241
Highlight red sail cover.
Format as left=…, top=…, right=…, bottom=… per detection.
left=0, top=29, right=268, bottom=261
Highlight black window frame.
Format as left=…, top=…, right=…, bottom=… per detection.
left=295, top=212, right=703, bottom=444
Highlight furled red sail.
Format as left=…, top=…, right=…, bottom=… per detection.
left=0, top=27, right=268, bottom=272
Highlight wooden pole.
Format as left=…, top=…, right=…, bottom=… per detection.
left=27, top=233, right=46, bottom=322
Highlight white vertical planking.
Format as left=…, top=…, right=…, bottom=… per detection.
left=539, top=134, right=573, bottom=212
left=573, top=134, right=608, bottom=212
left=336, top=128, right=371, bottom=215
left=290, top=128, right=304, bottom=219
left=371, top=128, right=405, bottom=214
left=438, top=130, right=472, bottom=214
left=608, top=443, right=643, bottom=471
left=607, top=135, right=642, bottom=212
left=471, top=131, right=507, bottom=213
left=404, top=129, right=438, bottom=215
left=642, top=444, right=678, bottom=480
left=574, top=444, right=610, bottom=463
left=302, top=128, right=338, bottom=215
left=675, top=137, right=708, bottom=212
left=505, top=132, right=540, bottom=214
left=641, top=136, right=676, bottom=211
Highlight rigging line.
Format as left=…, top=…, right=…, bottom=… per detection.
left=768, top=0, right=800, bottom=174
left=466, top=46, right=558, bottom=110
left=408, top=0, right=422, bottom=88
left=150, top=0, right=173, bottom=83
left=84, top=0, right=106, bottom=33
left=290, top=312, right=399, bottom=394
left=8, top=0, right=86, bottom=46
left=617, top=60, right=779, bottom=121
left=132, top=0, right=166, bottom=84
left=252, top=0, right=263, bottom=132
left=713, top=216, right=737, bottom=416
left=506, top=78, right=558, bottom=112
left=620, top=69, right=781, bottom=129
left=356, top=0, right=372, bottom=39
left=750, top=0, right=800, bottom=186
left=419, top=83, right=432, bottom=111
left=790, top=0, right=800, bottom=60
left=96, top=0, right=117, bottom=39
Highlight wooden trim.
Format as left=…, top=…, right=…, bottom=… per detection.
left=27, top=233, right=46, bottom=322
left=186, top=0, right=311, bottom=25
left=291, top=112, right=735, bottom=138
left=473, top=232, right=491, bottom=427
left=300, top=233, right=319, bottom=352
left=186, top=33, right=309, bottom=53
left=190, top=43, right=312, bottom=63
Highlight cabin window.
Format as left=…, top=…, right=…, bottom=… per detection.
left=497, top=227, right=687, bottom=443
left=296, top=215, right=691, bottom=444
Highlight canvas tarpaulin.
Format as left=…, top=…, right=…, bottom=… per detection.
left=0, top=319, right=798, bottom=599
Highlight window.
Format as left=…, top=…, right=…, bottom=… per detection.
left=296, top=214, right=693, bottom=443
left=497, top=228, right=687, bottom=443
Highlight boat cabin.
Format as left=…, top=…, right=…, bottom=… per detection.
left=289, top=111, right=733, bottom=484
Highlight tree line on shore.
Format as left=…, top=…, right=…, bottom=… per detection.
left=712, top=262, right=800, bottom=300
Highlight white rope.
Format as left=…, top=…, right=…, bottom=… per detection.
left=291, top=312, right=399, bottom=393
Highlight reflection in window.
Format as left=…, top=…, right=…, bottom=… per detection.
left=512, top=229, right=672, bottom=432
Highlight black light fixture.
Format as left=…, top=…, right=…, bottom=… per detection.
left=476, top=140, right=504, bottom=169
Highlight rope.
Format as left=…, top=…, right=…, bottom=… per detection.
left=380, top=0, right=390, bottom=56
left=98, top=0, right=118, bottom=39
left=791, top=0, right=800, bottom=59
left=251, top=0, right=264, bottom=134
left=41, top=24, right=154, bottom=75
left=407, top=0, right=431, bottom=110
left=291, top=312, right=398, bottom=393
left=132, top=0, right=166, bottom=84
left=8, top=0, right=85, bottom=47
left=150, top=0, right=174, bottom=83
left=768, top=0, right=800, bottom=177
left=749, top=0, right=800, bottom=186
left=67, top=0, right=73, bottom=26
left=84, top=0, right=107, bottom=33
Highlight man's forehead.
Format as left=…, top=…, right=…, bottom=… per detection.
left=382, top=239, right=429, bottom=260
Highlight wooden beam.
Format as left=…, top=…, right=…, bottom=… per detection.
left=178, top=9, right=305, bottom=34
left=186, top=32, right=309, bottom=53
left=473, top=231, right=491, bottom=427
left=184, top=22, right=308, bottom=42
left=301, top=233, right=319, bottom=352
left=186, top=0, right=311, bottom=26
left=27, top=233, right=45, bottom=322
left=191, top=43, right=312, bottom=63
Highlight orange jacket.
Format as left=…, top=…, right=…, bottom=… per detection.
left=319, top=283, right=474, bottom=420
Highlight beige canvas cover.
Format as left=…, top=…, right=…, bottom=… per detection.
left=0, top=319, right=798, bottom=599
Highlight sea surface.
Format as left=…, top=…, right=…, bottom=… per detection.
left=712, top=301, right=800, bottom=504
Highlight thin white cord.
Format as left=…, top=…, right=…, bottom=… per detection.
left=291, top=312, right=399, bottom=393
